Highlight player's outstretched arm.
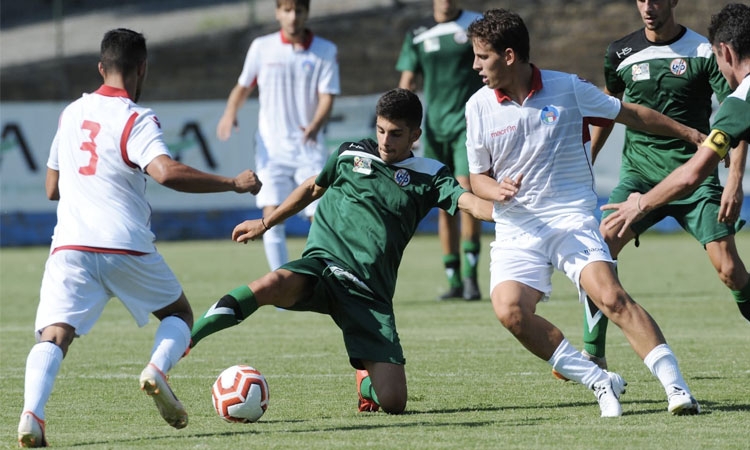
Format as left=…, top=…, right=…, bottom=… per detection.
left=616, top=102, right=705, bottom=147
left=233, top=175, right=326, bottom=243
left=145, top=155, right=261, bottom=194
left=457, top=193, right=494, bottom=222
left=719, top=140, right=747, bottom=223
left=469, top=171, right=523, bottom=205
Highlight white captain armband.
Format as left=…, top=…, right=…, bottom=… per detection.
left=702, top=129, right=732, bottom=159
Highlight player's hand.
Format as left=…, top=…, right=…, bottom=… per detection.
left=718, top=175, right=743, bottom=224
left=301, top=125, right=319, bottom=145
left=232, top=219, right=266, bottom=243
left=497, top=174, right=523, bottom=204
left=217, top=115, right=238, bottom=141
left=600, top=192, right=646, bottom=238
left=233, top=170, right=262, bottom=195
left=689, top=129, right=707, bottom=149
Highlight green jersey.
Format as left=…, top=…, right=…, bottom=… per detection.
left=303, top=138, right=466, bottom=303
left=604, top=27, right=731, bottom=191
left=395, top=10, right=483, bottom=141
left=708, top=76, right=750, bottom=155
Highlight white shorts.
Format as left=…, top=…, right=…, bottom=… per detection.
left=489, top=213, right=613, bottom=303
left=255, top=160, right=322, bottom=218
left=36, top=250, right=183, bottom=337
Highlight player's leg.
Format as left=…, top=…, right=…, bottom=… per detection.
left=256, top=162, right=294, bottom=271
left=359, top=361, right=406, bottom=414
left=581, top=261, right=699, bottom=414
left=437, top=209, right=463, bottom=299
left=456, top=174, right=482, bottom=301
left=191, top=265, right=318, bottom=346
left=705, top=235, right=750, bottom=321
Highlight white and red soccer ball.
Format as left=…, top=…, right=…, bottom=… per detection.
left=211, top=365, right=269, bottom=423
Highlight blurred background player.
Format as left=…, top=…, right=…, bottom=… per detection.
left=16, top=28, right=261, bottom=447
left=190, top=88, right=493, bottom=415
left=577, top=0, right=749, bottom=373
left=466, top=9, right=702, bottom=417
left=216, top=0, right=340, bottom=271
left=396, top=0, right=484, bottom=300
left=601, top=2, right=750, bottom=320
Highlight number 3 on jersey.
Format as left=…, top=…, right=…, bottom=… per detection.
left=79, top=120, right=101, bottom=175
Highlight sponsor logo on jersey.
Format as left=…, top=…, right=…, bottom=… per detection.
left=670, top=58, right=687, bottom=76
left=540, top=106, right=560, bottom=125
left=394, top=168, right=411, bottom=186
left=616, top=47, right=632, bottom=59
left=352, top=156, right=372, bottom=175
left=424, top=37, right=441, bottom=53
left=490, top=124, right=517, bottom=138
left=454, top=31, right=468, bottom=44
left=631, top=63, right=650, bottom=81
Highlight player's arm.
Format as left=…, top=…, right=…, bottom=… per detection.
left=145, top=155, right=261, bottom=194
left=233, top=175, right=326, bottom=243
left=456, top=192, right=494, bottom=222
left=601, top=144, right=722, bottom=237
left=398, top=70, right=420, bottom=91
left=719, top=139, right=747, bottom=223
left=590, top=87, right=622, bottom=163
left=615, top=102, right=705, bottom=148
left=303, top=93, right=335, bottom=144
left=45, top=168, right=60, bottom=200
left=469, top=171, right=523, bottom=204
left=217, top=83, right=256, bottom=141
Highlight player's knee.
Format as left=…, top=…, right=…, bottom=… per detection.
left=492, top=300, right=525, bottom=335
left=378, top=390, right=407, bottom=414
left=594, top=288, right=630, bottom=318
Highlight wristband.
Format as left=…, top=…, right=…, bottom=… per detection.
left=261, top=217, right=271, bottom=230
left=636, top=194, right=645, bottom=213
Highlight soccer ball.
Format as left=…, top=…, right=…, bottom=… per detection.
left=211, top=365, right=269, bottom=423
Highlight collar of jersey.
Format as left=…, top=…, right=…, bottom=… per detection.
left=95, top=84, right=131, bottom=100
left=494, top=64, right=542, bottom=103
left=280, top=29, right=313, bottom=50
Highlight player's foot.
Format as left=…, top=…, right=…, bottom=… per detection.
left=462, top=278, right=481, bottom=301
left=592, top=371, right=626, bottom=418
left=139, top=363, right=188, bottom=429
left=667, top=386, right=700, bottom=415
left=552, top=350, right=608, bottom=381
left=17, top=411, right=48, bottom=448
left=355, top=369, right=379, bottom=412
left=437, top=286, right=463, bottom=301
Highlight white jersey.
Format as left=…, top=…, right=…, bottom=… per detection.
left=238, top=31, right=340, bottom=166
left=47, top=85, right=171, bottom=253
left=466, top=67, right=621, bottom=228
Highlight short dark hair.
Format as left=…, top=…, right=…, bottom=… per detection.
left=100, top=28, right=147, bottom=75
left=708, top=3, right=750, bottom=60
left=375, top=88, right=423, bottom=130
left=277, top=0, right=309, bottom=11
left=467, top=9, right=530, bottom=63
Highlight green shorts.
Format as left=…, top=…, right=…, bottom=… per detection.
left=602, top=177, right=736, bottom=246
left=280, top=257, right=405, bottom=369
left=422, top=126, right=470, bottom=178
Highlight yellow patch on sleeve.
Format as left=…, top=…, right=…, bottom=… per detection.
left=702, top=129, right=731, bottom=158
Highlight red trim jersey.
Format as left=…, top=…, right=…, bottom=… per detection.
left=238, top=30, right=340, bottom=164
left=47, top=85, right=171, bottom=253
left=466, top=67, right=621, bottom=224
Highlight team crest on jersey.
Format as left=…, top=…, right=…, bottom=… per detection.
left=631, top=63, right=650, bottom=81
left=540, top=106, right=560, bottom=125
left=352, top=156, right=372, bottom=175
left=670, top=58, right=687, bottom=76
left=454, top=31, right=468, bottom=44
left=302, top=60, right=315, bottom=74
left=394, top=168, right=411, bottom=186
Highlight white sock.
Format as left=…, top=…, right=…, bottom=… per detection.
left=149, top=316, right=190, bottom=374
left=22, top=341, right=63, bottom=420
left=643, top=343, right=690, bottom=394
left=262, top=223, right=288, bottom=271
left=548, top=338, right=608, bottom=388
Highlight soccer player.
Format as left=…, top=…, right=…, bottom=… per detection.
left=190, top=88, right=493, bottom=414
left=574, top=0, right=750, bottom=376
left=601, top=3, right=750, bottom=324
left=16, top=28, right=261, bottom=448
left=216, top=0, right=340, bottom=272
left=465, top=9, right=702, bottom=417
left=396, top=0, right=484, bottom=300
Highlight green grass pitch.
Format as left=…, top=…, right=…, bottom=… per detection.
left=1, top=232, right=749, bottom=449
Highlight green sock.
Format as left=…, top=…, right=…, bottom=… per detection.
left=359, top=374, right=379, bottom=404
left=582, top=297, right=608, bottom=358
left=730, top=278, right=750, bottom=321
left=190, top=285, right=258, bottom=347
left=461, top=240, right=481, bottom=280
left=443, top=254, right=462, bottom=288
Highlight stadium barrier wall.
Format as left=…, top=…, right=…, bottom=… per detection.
left=2, top=96, right=748, bottom=247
